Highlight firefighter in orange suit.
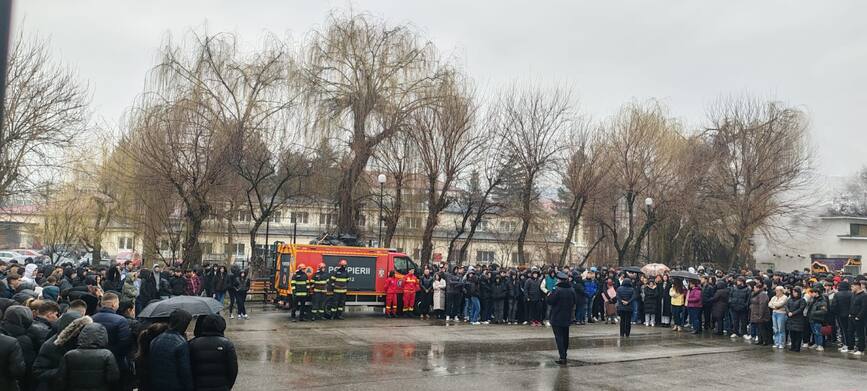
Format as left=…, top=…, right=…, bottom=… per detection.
left=402, top=268, right=420, bottom=315
left=384, top=270, right=400, bottom=318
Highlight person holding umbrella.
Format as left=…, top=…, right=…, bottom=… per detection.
left=546, top=272, right=576, bottom=365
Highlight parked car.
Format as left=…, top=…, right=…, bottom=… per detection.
left=115, top=250, right=142, bottom=268
left=9, top=249, right=47, bottom=264
left=0, top=250, right=28, bottom=264
left=79, top=251, right=111, bottom=267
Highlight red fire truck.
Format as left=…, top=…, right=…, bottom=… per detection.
left=273, top=243, right=419, bottom=307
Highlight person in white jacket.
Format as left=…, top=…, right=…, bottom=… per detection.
left=768, top=286, right=789, bottom=349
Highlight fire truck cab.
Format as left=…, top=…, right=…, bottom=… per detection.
left=273, top=243, right=419, bottom=307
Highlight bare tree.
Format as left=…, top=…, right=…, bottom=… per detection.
left=597, top=101, right=682, bottom=266
left=410, top=76, right=481, bottom=266
left=1, top=31, right=88, bottom=200
left=372, top=131, right=416, bottom=247
left=497, top=85, right=570, bottom=265
left=556, top=124, right=606, bottom=266
left=703, top=97, right=811, bottom=270
left=304, top=11, right=446, bottom=236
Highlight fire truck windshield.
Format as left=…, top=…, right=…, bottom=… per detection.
left=393, top=256, right=418, bottom=274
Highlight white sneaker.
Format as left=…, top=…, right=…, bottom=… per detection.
left=545, top=321, right=551, bottom=326
left=853, top=351, right=863, bottom=356
left=840, top=347, right=849, bottom=353
left=816, top=346, right=824, bottom=352
left=742, top=335, right=751, bottom=341
left=472, top=322, right=480, bottom=325
left=230, top=314, right=234, bottom=319
left=522, top=321, right=528, bottom=325
left=730, top=334, right=737, bottom=338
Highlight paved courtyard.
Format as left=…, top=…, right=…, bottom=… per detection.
left=225, top=304, right=867, bottom=390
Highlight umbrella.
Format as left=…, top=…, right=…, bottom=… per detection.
left=138, top=296, right=223, bottom=318
left=622, top=266, right=644, bottom=274
left=670, top=270, right=702, bottom=280
left=641, top=263, right=670, bottom=277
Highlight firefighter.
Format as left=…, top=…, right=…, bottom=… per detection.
left=384, top=270, right=400, bottom=318
left=312, top=263, right=330, bottom=320
left=290, top=263, right=310, bottom=321
left=403, top=268, right=420, bottom=316
left=331, top=259, right=351, bottom=320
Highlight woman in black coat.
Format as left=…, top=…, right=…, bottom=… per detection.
left=189, top=314, right=238, bottom=391
left=546, top=272, right=576, bottom=365
left=710, top=281, right=730, bottom=335
left=58, top=323, right=120, bottom=391
left=661, top=275, right=672, bottom=326
left=786, top=287, right=807, bottom=352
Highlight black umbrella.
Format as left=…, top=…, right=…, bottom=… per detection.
left=138, top=296, right=223, bottom=318
left=670, top=270, right=701, bottom=280
left=622, top=266, right=644, bottom=274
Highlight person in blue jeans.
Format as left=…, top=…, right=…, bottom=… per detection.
left=806, top=285, right=829, bottom=351
left=768, top=286, right=789, bottom=348
left=464, top=270, right=482, bottom=324
left=583, top=272, right=598, bottom=322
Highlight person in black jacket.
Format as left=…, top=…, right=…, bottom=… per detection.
left=728, top=277, right=751, bottom=338
left=149, top=310, right=193, bottom=391
left=546, top=272, right=576, bottom=365
left=616, top=279, right=636, bottom=337
left=833, top=281, right=854, bottom=352
left=806, top=285, right=829, bottom=351
left=642, top=279, right=660, bottom=327
left=848, top=281, right=867, bottom=355
left=58, top=322, right=120, bottom=391
left=33, top=313, right=88, bottom=391
left=571, top=272, right=587, bottom=325
left=490, top=273, right=508, bottom=324
left=170, top=270, right=187, bottom=297
left=236, top=270, right=251, bottom=320
left=524, top=269, right=544, bottom=326
left=1, top=305, right=35, bottom=391
left=786, top=287, right=807, bottom=352
left=0, top=330, right=25, bottom=391
left=506, top=271, right=521, bottom=324
left=478, top=271, right=492, bottom=323
left=463, top=271, right=481, bottom=324
left=189, top=314, right=238, bottom=391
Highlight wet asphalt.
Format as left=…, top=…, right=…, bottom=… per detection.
left=224, top=304, right=867, bottom=390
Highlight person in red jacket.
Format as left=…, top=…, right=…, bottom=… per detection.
left=384, top=271, right=400, bottom=318
left=402, top=269, right=420, bottom=315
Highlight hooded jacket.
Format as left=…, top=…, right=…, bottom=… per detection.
left=149, top=311, right=193, bottom=391
left=33, top=314, right=90, bottom=391
left=58, top=323, right=120, bottom=391
left=0, top=305, right=36, bottom=375
left=91, top=307, right=132, bottom=368
left=786, top=295, right=807, bottom=332
left=189, top=314, right=238, bottom=391
left=0, top=332, right=25, bottom=391
left=711, top=282, right=730, bottom=319
left=729, top=284, right=751, bottom=312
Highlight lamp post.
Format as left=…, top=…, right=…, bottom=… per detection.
left=377, top=174, right=386, bottom=247
left=645, top=197, right=654, bottom=262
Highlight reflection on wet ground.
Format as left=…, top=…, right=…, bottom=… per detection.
left=226, top=305, right=867, bottom=390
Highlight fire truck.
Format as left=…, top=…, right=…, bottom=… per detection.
left=273, top=243, right=419, bottom=307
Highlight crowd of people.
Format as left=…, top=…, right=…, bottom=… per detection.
left=386, top=263, right=867, bottom=356
left=0, top=260, right=242, bottom=391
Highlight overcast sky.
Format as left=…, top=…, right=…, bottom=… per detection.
left=13, top=1, right=867, bottom=177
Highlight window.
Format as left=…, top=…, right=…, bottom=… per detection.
left=319, top=212, right=337, bottom=226
left=393, top=256, right=418, bottom=275
left=118, top=237, right=134, bottom=250
left=476, top=251, right=495, bottom=264
left=851, top=224, right=867, bottom=237
left=269, top=210, right=282, bottom=223
left=228, top=243, right=245, bottom=257
left=200, top=242, right=214, bottom=255
left=477, top=220, right=489, bottom=231
left=236, top=210, right=251, bottom=222
left=290, top=211, right=309, bottom=224
left=511, top=252, right=525, bottom=265
left=358, top=214, right=367, bottom=226
left=499, top=220, right=518, bottom=232
left=404, top=217, right=422, bottom=229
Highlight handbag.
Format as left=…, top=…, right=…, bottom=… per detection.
left=820, top=324, right=833, bottom=337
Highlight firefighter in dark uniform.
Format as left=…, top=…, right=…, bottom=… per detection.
left=290, top=263, right=310, bottom=321
left=311, top=264, right=330, bottom=320
left=331, top=259, right=350, bottom=320
left=324, top=272, right=336, bottom=319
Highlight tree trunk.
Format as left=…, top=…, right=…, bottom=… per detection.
left=516, top=180, right=534, bottom=266
left=337, top=139, right=373, bottom=236
left=383, top=175, right=403, bottom=248
left=558, top=199, right=585, bottom=267
left=580, top=232, right=605, bottom=267
left=182, top=202, right=208, bottom=268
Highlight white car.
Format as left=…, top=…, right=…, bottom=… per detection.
left=0, top=250, right=29, bottom=264
left=9, top=249, right=45, bottom=264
